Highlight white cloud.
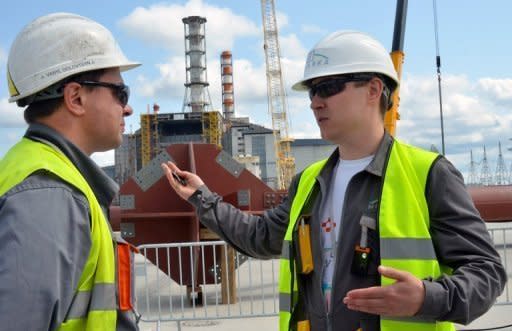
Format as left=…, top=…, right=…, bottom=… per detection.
left=478, top=78, right=512, bottom=102
left=0, top=97, right=25, bottom=128
left=301, top=24, right=327, bottom=35
left=135, top=56, right=186, bottom=99
left=279, top=33, right=308, bottom=61
left=398, top=74, right=512, bottom=176
left=119, top=0, right=259, bottom=56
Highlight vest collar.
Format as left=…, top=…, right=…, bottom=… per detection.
left=24, top=123, right=118, bottom=207
left=319, top=131, right=394, bottom=182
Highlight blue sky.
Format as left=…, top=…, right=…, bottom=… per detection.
left=1, top=0, right=511, bottom=179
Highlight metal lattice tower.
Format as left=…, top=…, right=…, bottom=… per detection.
left=467, top=149, right=479, bottom=186
left=495, top=141, right=508, bottom=185
left=261, top=0, right=295, bottom=190
left=480, top=145, right=492, bottom=186
left=182, top=16, right=213, bottom=113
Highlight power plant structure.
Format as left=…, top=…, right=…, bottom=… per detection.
left=114, top=15, right=289, bottom=191
left=220, top=51, right=235, bottom=121
left=111, top=15, right=293, bottom=303
left=182, top=16, right=213, bottom=113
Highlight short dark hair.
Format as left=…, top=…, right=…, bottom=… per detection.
left=354, top=74, right=397, bottom=117
left=23, top=69, right=107, bottom=124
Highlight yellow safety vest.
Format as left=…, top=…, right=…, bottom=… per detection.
left=0, top=138, right=117, bottom=330
left=279, top=139, right=455, bottom=331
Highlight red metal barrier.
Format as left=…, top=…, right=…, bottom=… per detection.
left=114, top=143, right=280, bottom=287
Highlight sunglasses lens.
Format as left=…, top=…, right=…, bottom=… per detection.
left=117, top=85, right=130, bottom=106
left=309, top=80, right=346, bottom=100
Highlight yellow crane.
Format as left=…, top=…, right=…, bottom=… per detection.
left=385, top=0, right=408, bottom=136
left=260, top=0, right=295, bottom=190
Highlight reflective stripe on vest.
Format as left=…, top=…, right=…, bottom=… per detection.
left=277, top=140, right=455, bottom=331
left=0, top=138, right=117, bottom=330
left=279, top=159, right=327, bottom=331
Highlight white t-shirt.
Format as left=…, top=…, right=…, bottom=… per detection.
left=320, top=155, right=373, bottom=311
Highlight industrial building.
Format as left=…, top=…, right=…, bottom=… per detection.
left=113, top=15, right=300, bottom=190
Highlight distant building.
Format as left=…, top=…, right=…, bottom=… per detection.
left=226, top=118, right=277, bottom=188
left=113, top=110, right=336, bottom=190
left=291, top=139, right=336, bottom=173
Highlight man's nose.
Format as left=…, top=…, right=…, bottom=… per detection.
left=310, top=94, right=326, bottom=111
left=123, top=104, right=133, bottom=117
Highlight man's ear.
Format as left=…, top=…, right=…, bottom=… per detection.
left=367, top=78, right=383, bottom=105
left=63, top=82, right=86, bottom=116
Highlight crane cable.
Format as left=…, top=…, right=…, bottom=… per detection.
left=433, top=0, right=446, bottom=155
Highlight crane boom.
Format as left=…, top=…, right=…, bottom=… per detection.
left=385, top=0, right=408, bottom=136
left=260, top=0, right=295, bottom=189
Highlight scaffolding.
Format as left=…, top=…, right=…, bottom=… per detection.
left=202, top=111, right=222, bottom=148
left=141, top=113, right=152, bottom=167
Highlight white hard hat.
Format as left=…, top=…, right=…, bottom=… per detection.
left=7, top=12, right=140, bottom=104
left=292, top=30, right=399, bottom=91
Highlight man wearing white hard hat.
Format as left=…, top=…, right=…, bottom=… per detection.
left=0, top=13, right=140, bottom=330
left=161, top=31, right=505, bottom=330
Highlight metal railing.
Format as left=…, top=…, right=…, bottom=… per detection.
left=487, top=224, right=512, bottom=305
left=135, top=224, right=512, bottom=330
left=135, top=241, right=279, bottom=330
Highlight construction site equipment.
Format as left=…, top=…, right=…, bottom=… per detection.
left=202, top=111, right=222, bottom=147
left=113, top=143, right=285, bottom=304
left=140, top=104, right=161, bottom=167
left=261, top=0, right=295, bottom=190
left=140, top=113, right=152, bottom=167
left=384, top=0, right=407, bottom=136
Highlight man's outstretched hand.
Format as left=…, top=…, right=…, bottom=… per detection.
left=343, top=265, right=425, bottom=317
left=161, top=161, right=204, bottom=200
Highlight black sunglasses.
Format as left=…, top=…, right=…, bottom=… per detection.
left=308, top=74, right=374, bottom=100
left=77, top=80, right=130, bottom=107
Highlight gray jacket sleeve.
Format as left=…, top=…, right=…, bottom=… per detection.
left=417, top=157, right=507, bottom=324
left=0, top=174, right=91, bottom=331
left=187, top=175, right=301, bottom=259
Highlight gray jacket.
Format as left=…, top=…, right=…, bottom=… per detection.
left=0, top=124, right=138, bottom=331
left=189, top=133, right=506, bottom=331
